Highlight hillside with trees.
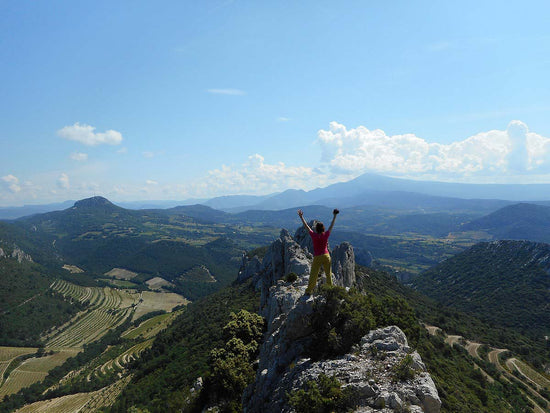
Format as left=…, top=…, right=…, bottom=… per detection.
left=411, top=240, right=550, bottom=343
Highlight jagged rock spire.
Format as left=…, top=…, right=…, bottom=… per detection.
left=239, top=228, right=441, bottom=412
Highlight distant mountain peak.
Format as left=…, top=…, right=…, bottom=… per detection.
left=73, top=196, right=117, bottom=209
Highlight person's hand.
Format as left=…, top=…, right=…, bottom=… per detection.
left=333, top=208, right=339, bottom=215
left=298, top=209, right=303, bottom=217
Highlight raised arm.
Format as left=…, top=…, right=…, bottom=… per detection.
left=328, top=208, right=339, bottom=233
left=297, top=209, right=313, bottom=233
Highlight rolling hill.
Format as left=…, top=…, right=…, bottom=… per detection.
left=461, top=203, right=550, bottom=243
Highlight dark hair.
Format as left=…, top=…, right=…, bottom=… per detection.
left=315, top=222, right=325, bottom=234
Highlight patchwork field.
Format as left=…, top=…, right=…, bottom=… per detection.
left=132, top=291, right=189, bottom=320
left=0, top=349, right=79, bottom=398
left=104, top=267, right=138, bottom=280
left=0, top=279, right=188, bottom=404
left=0, top=347, right=37, bottom=387
left=15, top=376, right=132, bottom=413
left=122, top=310, right=183, bottom=340
left=145, top=276, right=175, bottom=290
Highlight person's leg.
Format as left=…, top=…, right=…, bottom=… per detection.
left=322, top=254, right=333, bottom=286
left=306, top=255, right=322, bottom=294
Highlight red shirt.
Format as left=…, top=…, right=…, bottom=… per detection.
left=309, top=230, right=331, bottom=256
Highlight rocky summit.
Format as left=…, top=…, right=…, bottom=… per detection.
left=239, top=228, right=441, bottom=412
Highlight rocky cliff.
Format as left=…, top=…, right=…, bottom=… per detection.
left=0, top=243, right=33, bottom=263
left=238, top=228, right=441, bottom=412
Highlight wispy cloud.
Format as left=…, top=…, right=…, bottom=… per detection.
left=277, top=117, right=291, bottom=122
left=70, top=152, right=88, bottom=161
left=57, top=122, right=123, bottom=146
left=57, top=173, right=70, bottom=190
left=1, top=174, right=21, bottom=193
left=206, top=88, right=246, bottom=96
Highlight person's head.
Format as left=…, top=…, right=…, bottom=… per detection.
left=315, top=221, right=325, bottom=234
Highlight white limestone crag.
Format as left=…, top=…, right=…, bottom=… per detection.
left=240, top=228, right=440, bottom=413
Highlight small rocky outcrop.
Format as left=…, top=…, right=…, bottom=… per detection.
left=11, top=246, right=33, bottom=263
left=240, top=228, right=440, bottom=412
left=0, top=244, right=33, bottom=263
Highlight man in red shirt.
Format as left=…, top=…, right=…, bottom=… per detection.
left=298, top=208, right=339, bottom=295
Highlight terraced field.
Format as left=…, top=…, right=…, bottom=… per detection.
left=0, top=349, right=78, bottom=398
left=89, top=339, right=154, bottom=381
left=15, top=376, right=132, bottom=413
left=122, top=310, right=183, bottom=340
left=1, top=279, right=188, bottom=407
left=0, top=347, right=37, bottom=387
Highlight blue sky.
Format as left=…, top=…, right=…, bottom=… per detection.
left=1, top=0, right=550, bottom=205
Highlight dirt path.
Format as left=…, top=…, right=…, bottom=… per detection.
left=424, top=325, right=550, bottom=412
left=424, top=325, right=441, bottom=335
left=466, top=342, right=482, bottom=359
left=507, top=358, right=542, bottom=391
left=488, top=348, right=508, bottom=370
left=444, top=335, right=462, bottom=346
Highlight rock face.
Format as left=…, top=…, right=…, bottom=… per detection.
left=11, top=246, right=33, bottom=263
left=240, top=228, right=440, bottom=413
left=0, top=244, right=32, bottom=263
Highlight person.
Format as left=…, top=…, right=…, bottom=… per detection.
left=298, top=208, right=339, bottom=295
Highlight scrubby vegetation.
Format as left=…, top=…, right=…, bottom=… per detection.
left=108, top=282, right=260, bottom=412
left=287, top=374, right=356, bottom=413
left=411, top=241, right=550, bottom=366
left=307, top=285, right=417, bottom=360
left=193, top=309, right=265, bottom=411
left=0, top=259, right=85, bottom=347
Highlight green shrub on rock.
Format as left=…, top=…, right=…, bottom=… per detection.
left=288, top=373, right=356, bottom=413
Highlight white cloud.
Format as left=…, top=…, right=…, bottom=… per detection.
left=277, top=117, right=291, bottom=122
left=206, top=88, right=245, bottom=95
left=316, top=120, right=550, bottom=180
left=146, top=179, right=158, bottom=185
left=57, top=173, right=70, bottom=190
left=142, top=151, right=155, bottom=158
left=117, top=147, right=128, bottom=154
left=57, top=122, right=123, bottom=146
left=1, top=174, right=21, bottom=193
left=70, top=152, right=88, bottom=161
left=193, top=154, right=322, bottom=196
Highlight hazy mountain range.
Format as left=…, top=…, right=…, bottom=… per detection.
left=3, top=172, right=550, bottom=220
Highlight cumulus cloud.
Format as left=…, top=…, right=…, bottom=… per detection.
left=194, top=154, right=321, bottom=196
left=1, top=174, right=21, bottom=193
left=57, top=173, right=70, bottom=190
left=206, top=88, right=245, bottom=95
left=57, top=122, right=123, bottom=146
left=70, top=152, right=88, bottom=161
left=316, top=120, right=550, bottom=179
left=146, top=179, right=158, bottom=185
